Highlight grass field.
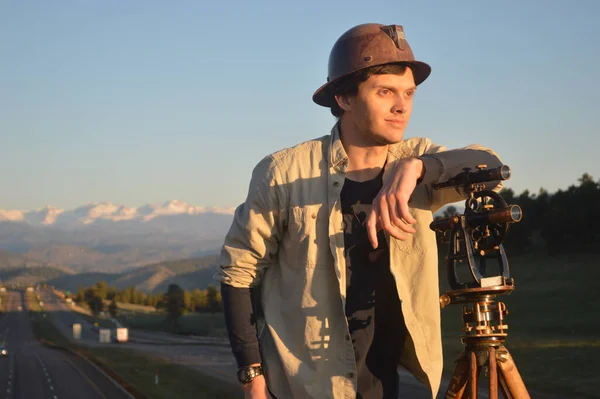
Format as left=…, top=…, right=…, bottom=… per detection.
left=115, top=305, right=227, bottom=338
left=27, top=292, right=73, bottom=348
left=74, top=310, right=119, bottom=329
left=85, top=347, right=239, bottom=399
left=25, top=292, right=238, bottom=399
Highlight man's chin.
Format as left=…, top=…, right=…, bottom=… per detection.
left=374, top=131, right=405, bottom=145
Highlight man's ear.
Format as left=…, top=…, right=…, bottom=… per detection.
left=334, top=94, right=352, bottom=112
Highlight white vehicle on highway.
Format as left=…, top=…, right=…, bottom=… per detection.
left=116, top=328, right=128, bottom=343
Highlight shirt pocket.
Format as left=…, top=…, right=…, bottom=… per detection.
left=285, top=204, right=331, bottom=268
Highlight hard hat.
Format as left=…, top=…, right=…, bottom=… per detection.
left=313, top=23, right=431, bottom=107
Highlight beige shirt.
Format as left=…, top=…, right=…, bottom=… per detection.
left=215, top=123, right=502, bottom=399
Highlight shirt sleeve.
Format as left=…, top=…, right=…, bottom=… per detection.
left=221, top=284, right=262, bottom=368
left=415, top=139, right=504, bottom=211
left=215, top=155, right=286, bottom=288
left=215, top=155, right=287, bottom=369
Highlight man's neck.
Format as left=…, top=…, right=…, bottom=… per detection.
left=339, top=117, right=388, bottom=182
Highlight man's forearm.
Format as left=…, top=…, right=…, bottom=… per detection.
left=221, top=283, right=263, bottom=368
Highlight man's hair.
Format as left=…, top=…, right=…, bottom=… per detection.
left=329, top=64, right=408, bottom=118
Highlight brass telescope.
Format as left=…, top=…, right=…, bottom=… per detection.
left=430, top=204, right=522, bottom=233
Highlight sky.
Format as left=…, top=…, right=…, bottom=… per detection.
left=1, top=0, right=599, bottom=211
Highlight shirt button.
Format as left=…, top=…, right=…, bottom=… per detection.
left=347, top=372, right=354, bottom=378
left=311, top=213, right=317, bottom=219
left=333, top=181, right=340, bottom=187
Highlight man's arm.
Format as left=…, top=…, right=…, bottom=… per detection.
left=214, top=155, right=285, bottom=394
left=367, top=140, right=503, bottom=246
left=416, top=139, right=503, bottom=212
left=221, top=285, right=262, bottom=367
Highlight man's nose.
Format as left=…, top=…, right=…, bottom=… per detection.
left=391, top=95, right=408, bottom=113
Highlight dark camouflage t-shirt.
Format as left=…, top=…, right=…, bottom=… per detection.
left=341, top=171, right=407, bottom=399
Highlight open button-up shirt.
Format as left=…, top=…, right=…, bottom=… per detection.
left=216, top=123, right=502, bottom=399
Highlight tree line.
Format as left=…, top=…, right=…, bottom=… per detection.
left=438, top=173, right=600, bottom=255
left=72, top=281, right=223, bottom=321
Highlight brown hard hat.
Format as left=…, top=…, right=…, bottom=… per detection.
left=312, top=23, right=431, bottom=108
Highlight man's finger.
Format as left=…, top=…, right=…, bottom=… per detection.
left=398, top=198, right=416, bottom=225
left=387, top=192, right=399, bottom=223
left=391, top=214, right=417, bottom=234
left=367, top=208, right=379, bottom=249
left=379, top=199, right=410, bottom=241
left=389, top=194, right=416, bottom=233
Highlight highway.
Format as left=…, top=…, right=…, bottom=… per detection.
left=36, top=287, right=240, bottom=388
left=0, top=290, right=132, bottom=399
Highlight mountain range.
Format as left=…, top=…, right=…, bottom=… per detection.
left=0, top=200, right=235, bottom=272
left=0, top=200, right=234, bottom=226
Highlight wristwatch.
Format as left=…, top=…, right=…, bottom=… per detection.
left=237, top=365, right=264, bottom=384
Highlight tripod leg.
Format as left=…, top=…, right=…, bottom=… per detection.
left=469, top=351, right=477, bottom=399
left=498, top=371, right=513, bottom=399
left=496, top=345, right=530, bottom=399
left=489, top=346, right=498, bottom=399
left=445, top=350, right=470, bottom=399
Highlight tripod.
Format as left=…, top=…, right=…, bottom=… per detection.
left=429, top=164, right=530, bottom=399
left=441, top=283, right=530, bottom=399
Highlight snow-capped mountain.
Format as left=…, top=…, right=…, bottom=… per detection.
left=0, top=201, right=236, bottom=272
left=0, top=200, right=235, bottom=227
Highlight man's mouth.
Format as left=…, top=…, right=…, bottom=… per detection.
left=385, top=119, right=405, bottom=124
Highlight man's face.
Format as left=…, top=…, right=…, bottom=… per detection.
left=336, top=68, right=416, bottom=145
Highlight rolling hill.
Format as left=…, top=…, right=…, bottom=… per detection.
left=46, top=254, right=220, bottom=294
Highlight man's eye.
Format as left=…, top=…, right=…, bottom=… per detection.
left=379, top=89, right=390, bottom=96
left=405, top=90, right=414, bottom=97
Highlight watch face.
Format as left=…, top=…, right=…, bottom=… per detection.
left=237, top=366, right=262, bottom=384
left=237, top=368, right=253, bottom=383
left=237, top=368, right=249, bottom=383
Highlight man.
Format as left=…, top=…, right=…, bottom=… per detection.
left=216, top=23, right=502, bottom=399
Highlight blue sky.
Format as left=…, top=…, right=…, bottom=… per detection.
left=1, top=0, right=598, bottom=211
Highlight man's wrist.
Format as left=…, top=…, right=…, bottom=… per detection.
left=417, top=155, right=443, bottom=185
left=414, top=157, right=425, bottom=180
left=237, top=364, right=264, bottom=385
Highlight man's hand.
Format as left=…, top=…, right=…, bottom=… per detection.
left=243, top=375, right=273, bottom=399
left=367, top=157, right=424, bottom=248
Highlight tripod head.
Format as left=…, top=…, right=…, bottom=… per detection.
left=430, top=164, right=522, bottom=296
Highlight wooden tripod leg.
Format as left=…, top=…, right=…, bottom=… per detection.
left=445, top=350, right=470, bottom=399
left=469, top=351, right=478, bottom=399
left=498, top=372, right=513, bottom=399
left=489, top=346, right=498, bottom=399
left=496, top=345, right=530, bottom=399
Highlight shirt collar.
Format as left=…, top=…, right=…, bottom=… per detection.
left=328, top=122, right=348, bottom=168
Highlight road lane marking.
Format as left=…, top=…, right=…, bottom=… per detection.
left=61, top=353, right=107, bottom=399
left=32, top=349, right=58, bottom=398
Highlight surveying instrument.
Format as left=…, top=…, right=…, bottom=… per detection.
left=430, top=164, right=530, bottom=399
